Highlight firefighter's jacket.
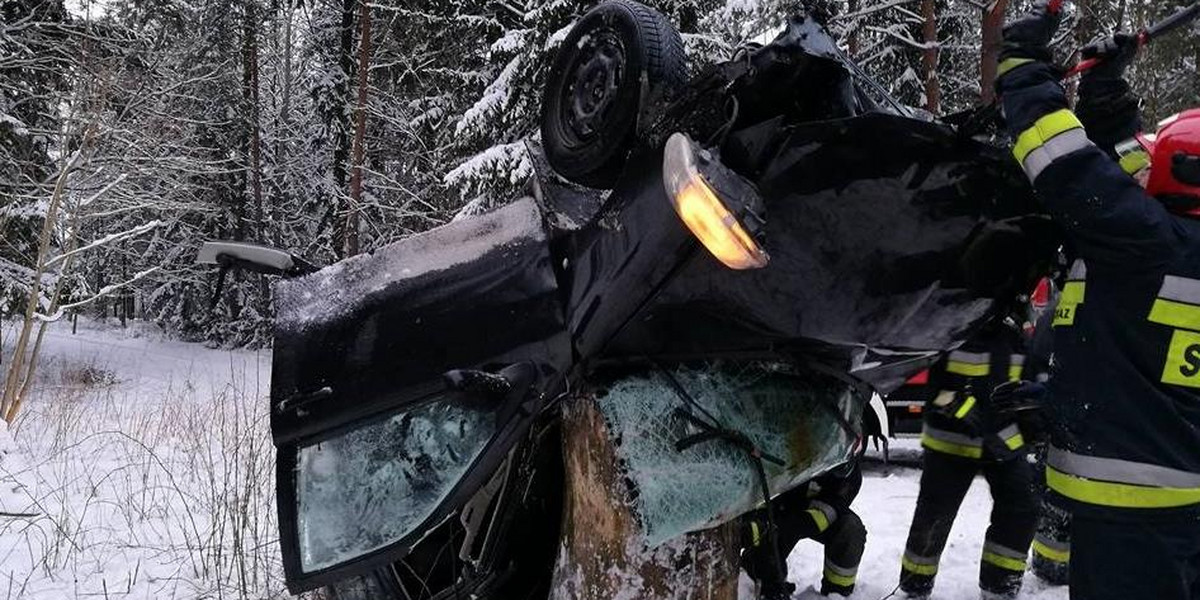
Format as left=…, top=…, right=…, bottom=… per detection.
left=922, top=321, right=1029, bottom=462
left=1000, top=61, right=1200, bottom=519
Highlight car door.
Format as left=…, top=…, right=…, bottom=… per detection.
left=268, top=198, right=570, bottom=593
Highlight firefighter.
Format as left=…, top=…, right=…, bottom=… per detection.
left=996, top=34, right=1150, bottom=585
left=1008, top=292, right=1072, bottom=587
left=995, top=292, right=1070, bottom=587
left=898, top=307, right=1039, bottom=600
left=998, top=4, right=1200, bottom=599
left=742, top=461, right=867, bottom=599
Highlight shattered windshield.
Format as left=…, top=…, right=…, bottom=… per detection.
left=295, top=400, right=497, bottom=573
left=595, top=361, right=858, bottom=545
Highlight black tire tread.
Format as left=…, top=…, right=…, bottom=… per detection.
left=607, top=0, right=687, bottom=90
left=540, top=0, right=687, bottom=188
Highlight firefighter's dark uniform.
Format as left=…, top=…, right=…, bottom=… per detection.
left=1022, top=60, right=1143, bottom=587
left=999, top=50, right=1200, bottom=600
left=898, top=318, right=1039, bottom=599
left=1023, top=298, right=1073, bottom=586
left=742, top=463, right=867, bottom=598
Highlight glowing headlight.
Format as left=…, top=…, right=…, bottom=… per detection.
left=662, top=132, right=769, bottom=270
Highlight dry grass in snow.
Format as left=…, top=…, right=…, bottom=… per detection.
left=0, top=319, right=291, bottom=600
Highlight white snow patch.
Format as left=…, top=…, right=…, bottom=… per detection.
left=0, top=317, right=278, bottom=599
left=454, top=54, right=522, bottom=137
left=490, top=28, right=532, bottom=56
left=443, top=140, right=533, bottom=191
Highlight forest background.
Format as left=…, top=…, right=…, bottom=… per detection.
left=2, top=0, right=1195, bottom=370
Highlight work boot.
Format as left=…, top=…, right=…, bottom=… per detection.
left=898, top=581, right=932, bottom=600
left=1031, top=552, right=1069, bottom=586
left=757, top=580, right=796, bottom=600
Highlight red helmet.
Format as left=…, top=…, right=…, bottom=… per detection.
left=1146, top=109, right=1200, bottom=213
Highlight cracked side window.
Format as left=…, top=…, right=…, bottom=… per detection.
left=296, top=400, right=498, bottom=573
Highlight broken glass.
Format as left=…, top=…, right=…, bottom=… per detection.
left=296, top=400, right=498, bottom=572
left=595, top=361, right=858, bottom=545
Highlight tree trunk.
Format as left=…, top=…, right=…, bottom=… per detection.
left=243, top=0, right=264, bottom=243
left=243, top=0, right=270, bottom=309
left=979, top=0, right=1009, bottom=105
left=920, top=0, right=941, bottom=114
left=272, top=0, right=296, bottom=248
left=345, top=0, right=371, bottom=258
left=331, top=0, right=356, bottom=259
left=847, top=0, right=860, bottom=57
left=550, top=395, right=740, bottom=600
left=1068, top=0, right=1099, bottom=104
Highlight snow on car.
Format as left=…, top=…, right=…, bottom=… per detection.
left=197, top=2, right=1060, bottom=597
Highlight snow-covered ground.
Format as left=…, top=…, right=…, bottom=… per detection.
left=1, top=319, right=1070, bottom=599
left=768, top=442, right=1069, bottom=600
left=0, top=319, right=282, bottom=599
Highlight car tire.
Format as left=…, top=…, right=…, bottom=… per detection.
left=541, top=0, right=687, bottom=189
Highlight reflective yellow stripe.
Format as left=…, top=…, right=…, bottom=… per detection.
left=1047, top=466, right=1200, bottom=508
left=946, top=361, right=989, bottom=377
left=823, top=567, right=857, bottom=588
left=901, top=555, right=938, bottom=576
left=807, top=508, right=830, bottom=532
left=1061, top=281, right=1086, bottom=303
left=922, top=434, right=984, bottom=459
left=982, top=550, right=1027, bottom=572
left=954, top=396, right=977, bottom=419
left=997, top=57, right=1034, bottom=77
left=1119, top=149, right=1151, bottom=175
left=1004, top=433, right=1026, bottom=450
left=1031, top=540, right=1070, bottom=564
left=1054, top=279, right=1086, bottom=327
left=1160, top=329, right=1200, bottom=388
left=1008, top=365, right=1022, bottom=381
left=749, top=521, right=761, bottom=546
left=1149, top=298, right=1200, bottom=332
left=1014, top=109, right=1085, bottom=164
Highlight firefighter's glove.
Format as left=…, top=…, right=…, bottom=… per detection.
left=936, top=391, right=986, bottom=431
left=1080, top=33, right=1140, bottom=82
left=1000, top=1, right=1062, bottom=65
left=991, top=379, right=1047, bottom=417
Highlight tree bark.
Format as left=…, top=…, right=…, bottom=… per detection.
left=920, top=0, right=941, bottom=114
left=243, top=0, right=269, bottom=310
left=979, top=0, right=1009, bottom=105
left=345, top=0, right=371, bottom=258
left=1068, top=0, right=1099, bottom=104
left=243, top=0, right=264, bottom=243
left=272, top=0, right=296, bottom=248
left=847, top=0, right=860, bottom=57
left=331, top=0, right=356, bottom=259
left=550, top=395, right=740, bottom=600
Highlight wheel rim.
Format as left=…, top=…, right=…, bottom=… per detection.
left=561, top=31, right=626, bottom=148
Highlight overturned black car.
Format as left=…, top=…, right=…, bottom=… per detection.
left=202, top=2, right=1059, bottom=598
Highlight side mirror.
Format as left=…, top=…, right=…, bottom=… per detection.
left=196, top=241, right=320, bottom=310
left=196, top=241, right=319, bottom=277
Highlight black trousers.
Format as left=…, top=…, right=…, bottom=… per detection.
left=1070, top=514, right=1200, bottom=600
left=900, top=449, right=1039, bottom=598
left=1031, top=490, right=1072, bottom=585
left=742, top=487, right=867, bottom=597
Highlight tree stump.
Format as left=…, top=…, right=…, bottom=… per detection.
left=550, top=394, right=740, bottom=600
